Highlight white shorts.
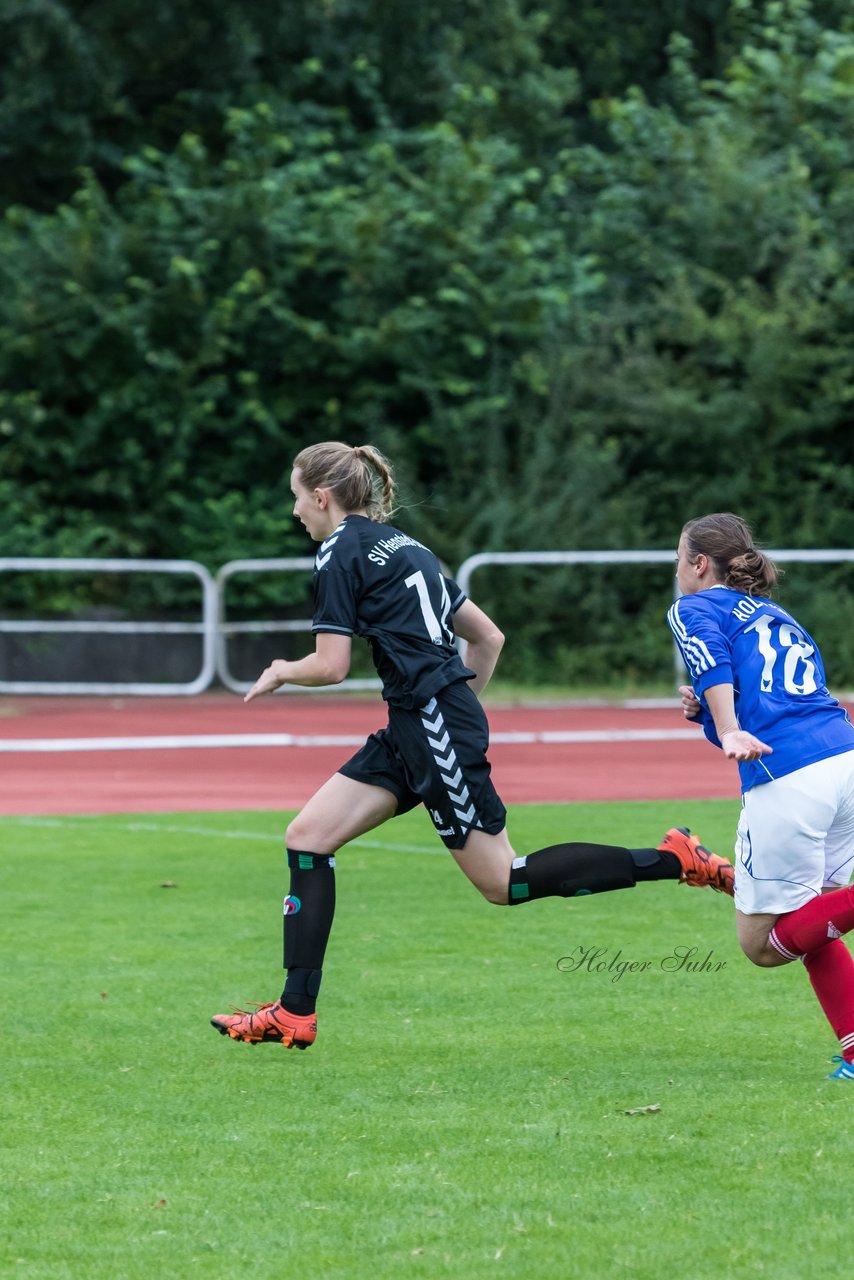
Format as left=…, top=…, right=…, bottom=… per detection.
left=734, top=751, right=854, bottom=915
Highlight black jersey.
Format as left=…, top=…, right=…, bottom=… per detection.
left=310, top=515, right=474, bottom=708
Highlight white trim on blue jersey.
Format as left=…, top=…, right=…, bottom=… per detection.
left=667, top=600, right=718, bottom=679
left=667, top=587, right=854, bottom=791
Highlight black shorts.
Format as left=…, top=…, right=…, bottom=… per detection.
left=338, top=679, right=507, bottom=850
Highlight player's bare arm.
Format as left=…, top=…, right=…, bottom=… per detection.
left=704, top=682, right=773, bottom=762
left=244, top=632, right=353, bottom=702
left=453, top=599, right=505, bottom=696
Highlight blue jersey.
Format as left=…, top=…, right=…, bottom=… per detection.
left=311, top=515, right=474, bottom=709
left=667, top=585, right=854, bottom=791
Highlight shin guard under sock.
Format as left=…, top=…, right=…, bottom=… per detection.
left=508, top=843, right=679, bottom=904
left=280, top=849, right=336, bottom=1015
left=630, top=847, right=682, bottom=882
left=803, top=939, right=854, bottom=1064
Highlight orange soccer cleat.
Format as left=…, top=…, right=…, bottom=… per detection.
left=658, top=827, right=734, bottom=896
left=211, top=1001, right=317, bottom=1049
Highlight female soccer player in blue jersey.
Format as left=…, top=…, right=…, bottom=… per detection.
left=211, top=443, right=732, bottom=1051
left=669, top=512, right=854, bottom=1079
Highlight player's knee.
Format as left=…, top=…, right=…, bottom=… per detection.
left=285, top=815, right=315, bottom=850
left=477, top=882, right=510, bottom=906
left=743, top=949, right=774, bottom=968
left=739, top=937, right=785, bottom=967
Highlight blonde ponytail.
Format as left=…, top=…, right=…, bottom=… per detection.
left=293, top=441, right=396, bottom=522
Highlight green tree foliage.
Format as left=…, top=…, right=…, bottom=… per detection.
left=1, top=0, right=853, bottom=682
left=559, top=5, right=854, bottom=550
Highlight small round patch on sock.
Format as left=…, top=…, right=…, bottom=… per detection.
left=283, top=895, right=301, bottom=916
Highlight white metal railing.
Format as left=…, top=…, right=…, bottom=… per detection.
left=456, top=547, right=854, bottom=597
left=0, top=558, right=217, bottom=695
left=455, top=548, right=854, bottom=679
left=456, top=548, right=854, bottom=598
left=2, top=549, right=853, bottom=695
left=215, top=558, right=381, bottom=695
left=456, top=550, right=683, bottom=675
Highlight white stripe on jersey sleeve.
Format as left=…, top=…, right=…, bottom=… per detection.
left=667, top=600, right=717, bottom=678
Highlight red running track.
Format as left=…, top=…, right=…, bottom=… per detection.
left=0, top=693, right=764, bottom=817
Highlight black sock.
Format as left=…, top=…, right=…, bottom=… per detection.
left=279, top=849, right=336, bottom=1015
left=508, top=843, right=681, bottom=904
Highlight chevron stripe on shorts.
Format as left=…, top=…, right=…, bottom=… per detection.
left=420, top=697, right=483, bottom=837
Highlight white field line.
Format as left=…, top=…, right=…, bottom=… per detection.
left=4, top=814, right=440, bottom=854
left=0, top=727, right=702, bottom=754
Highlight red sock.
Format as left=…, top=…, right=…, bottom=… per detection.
left=769, top=885, right=854, bottom=959
left=803, top=940, right=854, bottom=1064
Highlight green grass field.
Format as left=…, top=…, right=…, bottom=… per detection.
left=3, top=800, right=848, bottom=1280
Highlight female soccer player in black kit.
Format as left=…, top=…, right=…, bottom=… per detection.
left=212, top=442, right=733, bottom=1050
